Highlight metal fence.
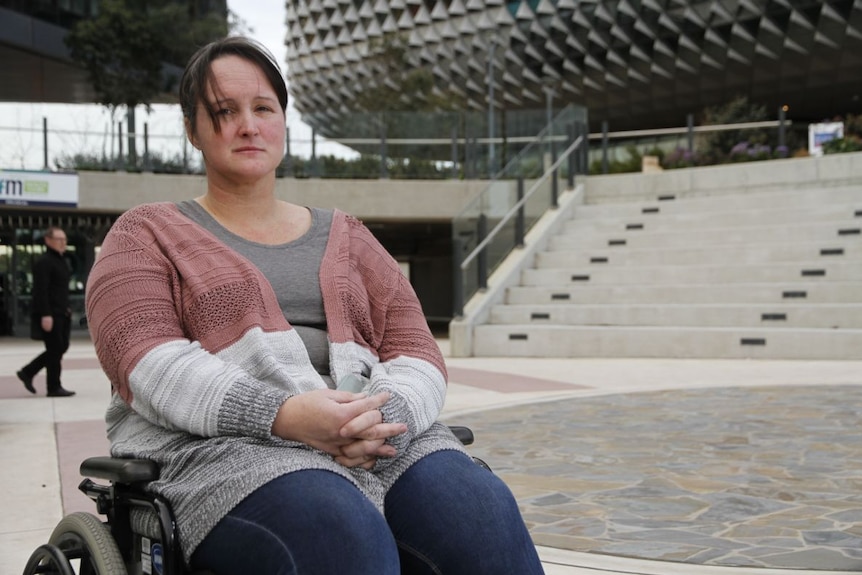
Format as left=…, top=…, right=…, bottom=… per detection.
left=0, top=103, right=795, bottom=180
left=0, top=105, right=587, bottom=180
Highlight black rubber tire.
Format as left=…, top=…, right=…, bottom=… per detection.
left=48, top=512, right=128, bottom=575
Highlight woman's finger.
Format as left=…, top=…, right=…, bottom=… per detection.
left=335, top=454, right=377, bottom=470
left=339, top=437, right=397, bottom=460
left=339, top=407, right=382, bottom=437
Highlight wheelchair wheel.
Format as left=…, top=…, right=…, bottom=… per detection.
left=47, top=512, right=128, bottom=575
left=21, top=544, right=75, bottom=575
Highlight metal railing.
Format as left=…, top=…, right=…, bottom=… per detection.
left=0, top=106, right=582, bottom=180
left=1, top=104, right=796, bottom=179
left=452, top=104, right=589, bottom=317
left=590, top=113, right=793, bottom=173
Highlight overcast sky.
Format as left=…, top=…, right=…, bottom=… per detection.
left=0, top=0, right=353, bottom=171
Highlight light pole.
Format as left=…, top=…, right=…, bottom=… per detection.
left=779, top=104, right=788, bottom=150
left=543, top=80, right=556, bottom=168
left=487, top=37, right=496, bottom=177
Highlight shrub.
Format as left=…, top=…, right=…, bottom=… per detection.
left=662, top=147, right=697, bottom=169
left=822, top=135, right=862, bottom=154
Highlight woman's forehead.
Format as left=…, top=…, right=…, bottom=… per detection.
left=205, top=56, right=275, bottom=99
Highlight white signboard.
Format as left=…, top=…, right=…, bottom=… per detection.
left=0, top=170, right=79, bottom=207
left=808, top=122, right=844, bottom=157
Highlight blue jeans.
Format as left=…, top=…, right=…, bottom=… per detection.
left=191, top=450, right=544, bottom=574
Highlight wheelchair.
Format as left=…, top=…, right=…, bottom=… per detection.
left=23, top=426, right=487, bottom=575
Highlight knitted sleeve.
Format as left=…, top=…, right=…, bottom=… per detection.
left=322, top=212, right=447, bottom=465
left=85, top=204, right=292, bottom=439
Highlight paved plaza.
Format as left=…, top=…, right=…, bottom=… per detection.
left=2, top=336, right=862, bottom=574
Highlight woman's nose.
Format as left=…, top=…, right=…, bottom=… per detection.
left=238, top=109, right=259, bottom=135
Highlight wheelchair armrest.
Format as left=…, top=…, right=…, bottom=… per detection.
left=80, top=456, right=160, bottom=484
left=448, top=425, right=474, bottom=446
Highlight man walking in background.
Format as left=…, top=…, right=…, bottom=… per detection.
left=17, top=226, right=75, bottom=397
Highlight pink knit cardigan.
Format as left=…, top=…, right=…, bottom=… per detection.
left=85, top=202, right=461, bottom=561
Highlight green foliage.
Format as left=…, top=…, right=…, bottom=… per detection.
left=286, top=154, right=448, bottom=179
left=64, top=0, right=227, bottom=109
left=65, top=0, right=165, bottom=109
left=147, top=151, right=202, bottom=174
left=662, top=147, right=697, bottom=169
left=843, top=113, right=862, bottom=137
left=822, top=135, right=862, bottom=154
left=54, top=151, right=200, bottom=174
left=54, top=153, right=113, bottom=172
left=696, top=96, right=770, bottom=164
left=821, top=113, right=862, bottom=154
left=160, top=6, right=229, bottom=68
left=389, top=158, right=447, bottom=179
left=588, top=145, right=663, bottom=175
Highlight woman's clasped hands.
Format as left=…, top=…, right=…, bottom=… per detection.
left=271, top=389, right=407, bottom=470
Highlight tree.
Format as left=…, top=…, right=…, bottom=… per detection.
left=65, top=0, right=165, bottom=111
left=65, top=0, right=227, bottom=168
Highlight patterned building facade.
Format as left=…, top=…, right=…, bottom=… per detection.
left=285, top=0, right=862, bottom=136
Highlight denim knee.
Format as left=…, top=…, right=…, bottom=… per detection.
left=385, top=450, right=544, bottom=575
left=192, top=470, right=400, bottom=575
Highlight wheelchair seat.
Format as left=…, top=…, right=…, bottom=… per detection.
left=22, top=425, right=485, bottom=575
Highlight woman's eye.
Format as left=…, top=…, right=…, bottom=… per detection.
left=217, top=108, right=233, bottom=116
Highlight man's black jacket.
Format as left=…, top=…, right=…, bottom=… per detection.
left=31, top=247, right=70, bottom=319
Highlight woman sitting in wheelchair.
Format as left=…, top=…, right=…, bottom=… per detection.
left=85, top=35, right=544, bottom=575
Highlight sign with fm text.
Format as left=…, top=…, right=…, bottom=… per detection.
left=0, top=170, right=79, bottom=207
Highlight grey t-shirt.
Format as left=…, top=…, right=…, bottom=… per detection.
left=177, top=201, right=334, bottom=384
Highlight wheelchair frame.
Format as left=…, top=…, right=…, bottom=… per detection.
left=23, top=426, right=484, bottom=575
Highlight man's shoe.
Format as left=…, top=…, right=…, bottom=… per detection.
left=47, top=387, right=76, bottom=397
left=16, top=370, right=35, bottom=394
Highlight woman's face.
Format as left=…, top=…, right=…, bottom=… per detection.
left=191, top=55, right=286, bottom=185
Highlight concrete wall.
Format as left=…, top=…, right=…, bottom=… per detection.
left=77, top=172, right=489, bottom=221
left=76, top=152, right=862, bottom=217
left=582, top=151, right=862, bottom=204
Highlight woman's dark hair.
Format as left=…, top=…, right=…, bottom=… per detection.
left=179, top=36, right=288, bottom=135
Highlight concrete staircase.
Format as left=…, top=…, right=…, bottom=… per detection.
left=461, top=155, right=862, bottom=359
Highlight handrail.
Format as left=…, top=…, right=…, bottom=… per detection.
left=459, top=135, right=584, bottom=270
left=452, top=104, right=582, bottom=222
left=451, top=104, right=589, bottom=318
left=588, top=119, right=791, bottom=140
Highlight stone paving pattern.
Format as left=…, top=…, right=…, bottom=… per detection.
left=458, top=385, right=862, bottom=570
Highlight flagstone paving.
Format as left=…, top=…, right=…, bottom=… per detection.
left=457, top=385, right=862, bottom=570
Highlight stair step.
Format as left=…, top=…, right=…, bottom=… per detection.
left=506, top=282, right=861, bottom=305
left=568, top=205, right=861, bottom=232
left=521, top=262, right=862, bottom=285
left=575, top=185, right=862, bottom=216
left=489, top=304, right=862, bottom=329
left=473, top=325, right=862, bottom=360
left=586, top=179, right=862, bottom=206
left=536, top=243, right=859, bottom=267
left=550, top=222, right=862, bottom=249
